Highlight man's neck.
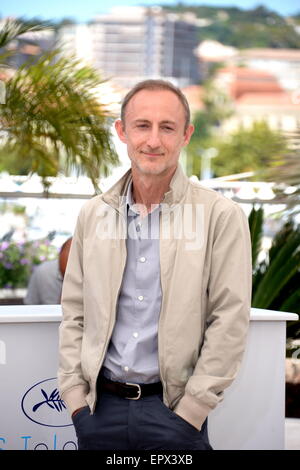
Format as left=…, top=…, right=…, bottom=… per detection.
left=131, top=166, right=177, bottom=215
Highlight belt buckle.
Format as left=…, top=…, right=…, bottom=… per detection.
left=125, top=382, right=142, bottom=400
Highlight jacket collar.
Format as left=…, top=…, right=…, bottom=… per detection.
left=102, top=163, right=189, bottom=210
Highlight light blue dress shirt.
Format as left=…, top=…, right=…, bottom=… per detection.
left=102, top=181, right=162, bottom=384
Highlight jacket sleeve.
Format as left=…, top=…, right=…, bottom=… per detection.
left=174, top=202, right=252, bottom=430
left=57, top=206, right=89, bottom=414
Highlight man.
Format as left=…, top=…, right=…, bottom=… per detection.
left=58, top=80, right=252, bottom=450
left=24, top=237, right=72, bottom=305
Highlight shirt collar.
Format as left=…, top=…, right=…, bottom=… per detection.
left=126, top=181, right=161, bottom=217
left=126, top=180, right=134, bottom=207
left=126, top=180, right=139, bottom=216
left=102, top=164, right=189, bottom=211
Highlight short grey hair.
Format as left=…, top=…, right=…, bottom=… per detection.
left=121, top=79, right=191, bottom=131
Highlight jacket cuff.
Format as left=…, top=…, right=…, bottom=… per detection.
left=173, top=394, right=212, bottom=431
left=61, top=384, right=89, bottom=415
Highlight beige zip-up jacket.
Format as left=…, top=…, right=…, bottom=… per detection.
left=58, top=164, right=252, bottom=430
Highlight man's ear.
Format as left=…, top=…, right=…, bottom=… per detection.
left=115, top=119, right=127, bottom=144
left=183, top=124, right=194, bottom=146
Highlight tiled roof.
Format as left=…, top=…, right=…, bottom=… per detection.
left=216, top=67, right=283, bottom=99
left=240, top=48, right=300, bottom=61
left=218, top=66, right=279, bottom=79
left=236, top=92, right=300, bottom=108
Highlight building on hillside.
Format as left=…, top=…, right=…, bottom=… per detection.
left=236, top=48, right=300, bottom=91
left=195, top=40, right=238, bottom=80
left=58, top=6, right=201, bottom=87
left=214, top=66, right=283, bottom=99
left=224, top=91, right=300, bottom=148
left=213, top=66, right=300, bottom=142
left=196, top=44, right=300, bottom=95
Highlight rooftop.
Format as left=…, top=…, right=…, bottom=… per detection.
left=240, top=48, right=300, bottom=61
left=236, top=91, right=300, bottom=108
left=218, top=66, right=281, bottom=79
left=196, top=40, right=238, bottom=62
left=216, top=67, right=284, bottom=99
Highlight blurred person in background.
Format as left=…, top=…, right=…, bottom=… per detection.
left=24, top=237, right=72, bottom=305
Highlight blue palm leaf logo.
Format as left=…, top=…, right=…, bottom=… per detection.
left=32, top=388, right=66, bottom=413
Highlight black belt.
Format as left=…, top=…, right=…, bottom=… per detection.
left=97, top=376, right=163, bottom=400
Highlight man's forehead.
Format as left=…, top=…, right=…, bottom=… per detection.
left=125, top=89, right=185, bottom=117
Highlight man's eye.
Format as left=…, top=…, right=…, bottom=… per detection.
left=162, top=126, right=174, bottom=131
left=137, top=124, right=148, bottom=128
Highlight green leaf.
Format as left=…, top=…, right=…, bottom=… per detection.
left=248, top=205, right=264, bottom=268
left=0, top=44, right=119, bottom=191
left=252, top=231, right=300, bottom=308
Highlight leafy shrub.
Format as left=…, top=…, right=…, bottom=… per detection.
left=0, top=239, right=58, bottom=288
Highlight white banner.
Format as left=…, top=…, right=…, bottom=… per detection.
left=0, top=306, right=76, bottom=450
left=0, top=305, right=298, bottom=450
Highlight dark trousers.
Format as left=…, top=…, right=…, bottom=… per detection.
left=72, top=390, right=213, bottom=450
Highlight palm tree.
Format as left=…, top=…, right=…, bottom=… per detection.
left=0, top=17, right=53, bottom=50
left=0, top=18, right=119, bottom=193
left=255, top=132, right=300, bottom=216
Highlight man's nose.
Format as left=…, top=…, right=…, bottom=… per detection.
left=146, top=128, right=161, bottom=148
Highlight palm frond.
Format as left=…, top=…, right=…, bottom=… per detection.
left=248, top=205, right=264, bottom=268
left=0, top=18, right=53, bottom=49
left=252, top=227, right=300, bottom=308
left=255, top=132, right=300, bottom=213
left=280, top=287, right=300, bottom=313
left=0, top=48, right=120, bottom=191
left=269, top=220, right=296, bottom=263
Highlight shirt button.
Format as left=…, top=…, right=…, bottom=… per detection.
left=139, top=256, right=146, bottom=263
left=124, top=366, right=129, bottom=372
left=133, top=332, right=138, bottom=338
left=138, top=295, right=144, bottom=301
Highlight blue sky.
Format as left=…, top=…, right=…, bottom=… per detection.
left=0, top=0, right=299, bottom=23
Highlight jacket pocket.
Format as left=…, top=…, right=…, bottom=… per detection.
left=155, top=394, right=199, bottom=434
left=72, top=405, right=90, bottom=434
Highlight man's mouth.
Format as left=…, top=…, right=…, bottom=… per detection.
left=141, top=151, right=163, bottom=157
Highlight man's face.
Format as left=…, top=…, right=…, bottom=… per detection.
left=115, top=89, right=194, bottom=177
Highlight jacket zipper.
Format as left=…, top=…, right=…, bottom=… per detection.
left=91, top=211, right=127, bottom=414
left=157, top=208, right=170, bottom=408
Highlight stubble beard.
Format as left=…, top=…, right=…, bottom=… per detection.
left=130, top=151, right=179, bottom=178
